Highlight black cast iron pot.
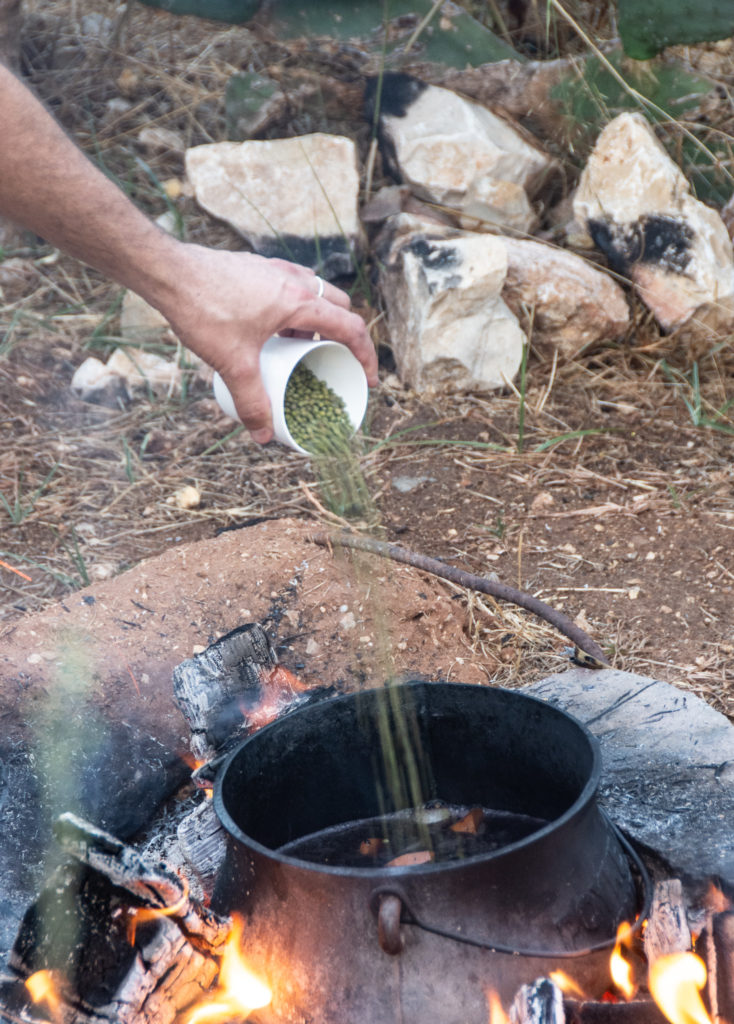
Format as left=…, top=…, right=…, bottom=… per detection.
left=212, top=681, right=643, bottom=1024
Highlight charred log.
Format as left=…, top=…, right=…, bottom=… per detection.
left=0, top=816, right=228, bottom=1024
left=644, top=880, right=692, bottom=964
left=564, top=1001, right=668, bottom=1024
left=176, top=801, right=227, bottom=902
left=701, top=911, right=734, bottom=1024
left=173, top=622, right=278, bottom=761
left=511, top=979, right=565, bottom=1024
left=173, top=621, right=336, bottom=772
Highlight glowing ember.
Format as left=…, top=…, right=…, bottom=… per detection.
left=245, top=665, right=311, bottom=731
left=26, top=970, right=63, bottom=1022
left=186, top=915, right=271, bottom=1024
left=549, top=970, right=585, bottom=999
left=610, top=920, right=637, bottom=999
left=649, top=953, right=712, bottom=1024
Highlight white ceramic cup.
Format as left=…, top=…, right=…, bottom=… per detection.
left=212, top=335, right=368, bottom=455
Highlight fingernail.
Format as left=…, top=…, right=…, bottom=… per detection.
left=251, top=429, right=272, bottom=445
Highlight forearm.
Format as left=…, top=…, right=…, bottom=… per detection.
left=0, top=63, right=179, bottom=306
left=0, top=64, right=377, bottom=442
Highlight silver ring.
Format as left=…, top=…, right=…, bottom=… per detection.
left=315, top=275, right=325, bottom=299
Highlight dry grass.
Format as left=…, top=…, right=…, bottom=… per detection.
left=2, top=1, right=734, bottom=718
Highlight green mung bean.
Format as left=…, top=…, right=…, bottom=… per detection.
left=285, top=361, right=374, bottom=521
left=284, top=363, right=353, bottom=455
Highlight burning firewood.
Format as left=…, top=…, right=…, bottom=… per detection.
left=510, top=978, right=566, bottom=1024
left=172, top=621, right=334, bottom=767
left=0, top=814, right=229, bottom=1024
left=173, top=622, right=278, bottom=762
left=643, top=880, right=692, bottom=965
left=699, top=899, right=734, bottom=1024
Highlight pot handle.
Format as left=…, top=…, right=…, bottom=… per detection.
left=377, top=893, right=404, bottom=956
left=369, top=823, right=651, bottom=959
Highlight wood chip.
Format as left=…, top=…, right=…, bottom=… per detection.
left=386, top=850, right=434, bottom=867
left=359, top=837, right=384, bottom=858
left=450, top=807, right=483, bottom=834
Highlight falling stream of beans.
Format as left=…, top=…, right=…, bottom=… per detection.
left=284, top=362, right=435, bottom=858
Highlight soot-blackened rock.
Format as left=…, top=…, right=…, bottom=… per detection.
left=253, top=231, right=355, bottom=280
left=587, top=215, right=693, bottom=277
left=364, top=73, right=429, bottom=185
left=363, top=72, right=428, bottom=122
left=409, top=238, right=460, bottom=271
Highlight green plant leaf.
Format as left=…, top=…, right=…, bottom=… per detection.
left=617, top=0, right=734, bottom=60
left=263, top=1, right=519, bottom=68
left=550, top=50, right=731, bottom=202
left=139, top=0, right=260, bottom=22
left=225, top=73, right=281, bottom=140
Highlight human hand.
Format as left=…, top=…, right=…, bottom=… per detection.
left=153, top=243, right=378, bottom=443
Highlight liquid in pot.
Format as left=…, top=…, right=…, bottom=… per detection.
left=278, top=801, right=547, bottom=868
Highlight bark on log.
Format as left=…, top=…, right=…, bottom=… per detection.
left=643, top=880, right=692, bottom=964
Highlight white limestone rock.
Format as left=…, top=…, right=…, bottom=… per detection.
left=137, top=125, right=185, bottom=154
left=379, top=215, right=628, bottom=360
left=574, top=112, right=734, bottom=335
left=71, top=356, right=118, bottom=396
left=70, top=355, right=129, bottom=408
left=501, top=238, right=630, bottom=355
left=106, top=347, right=181, bottom=393
left=380, top=225, right=526, bottom=392
left=368, top=74, right=555, bottom=235
left=185, top=134, right=363, bottom=279
left=120, top=291, right=206, bottom=379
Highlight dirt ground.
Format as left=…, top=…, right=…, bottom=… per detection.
left=1, top=2, right=734, bottom=719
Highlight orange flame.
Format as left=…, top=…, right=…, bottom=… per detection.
left=549, top=970, right=586, bottom=999
left=610, top=921, right=637, bottom=999
left=244, top=665, right=311, bottom=732
left=486, top=989, right=509, bottom=1024
left=649, top=953, right=712, bottom=1024
left=185, top=915, right=271, bottom=1024
left=703, top=882, right=730, bottom=915
left=26, top=970, right=63, bottom=1022
left=127, top=882, right=189, bottom=945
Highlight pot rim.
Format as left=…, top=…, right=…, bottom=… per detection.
left=213, top=680, right=602, bottom=879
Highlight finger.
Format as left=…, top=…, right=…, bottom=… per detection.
left=318, top=278, right=351, bottom=310
left=275, top=261, right=351, bottom=310
left=285, top=302, right=378, bottom=386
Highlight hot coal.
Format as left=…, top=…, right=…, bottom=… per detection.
left=277, top=801, right=547, bottom=868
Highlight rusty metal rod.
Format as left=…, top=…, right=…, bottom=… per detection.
left=309, top=531, right=609, bottom=666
